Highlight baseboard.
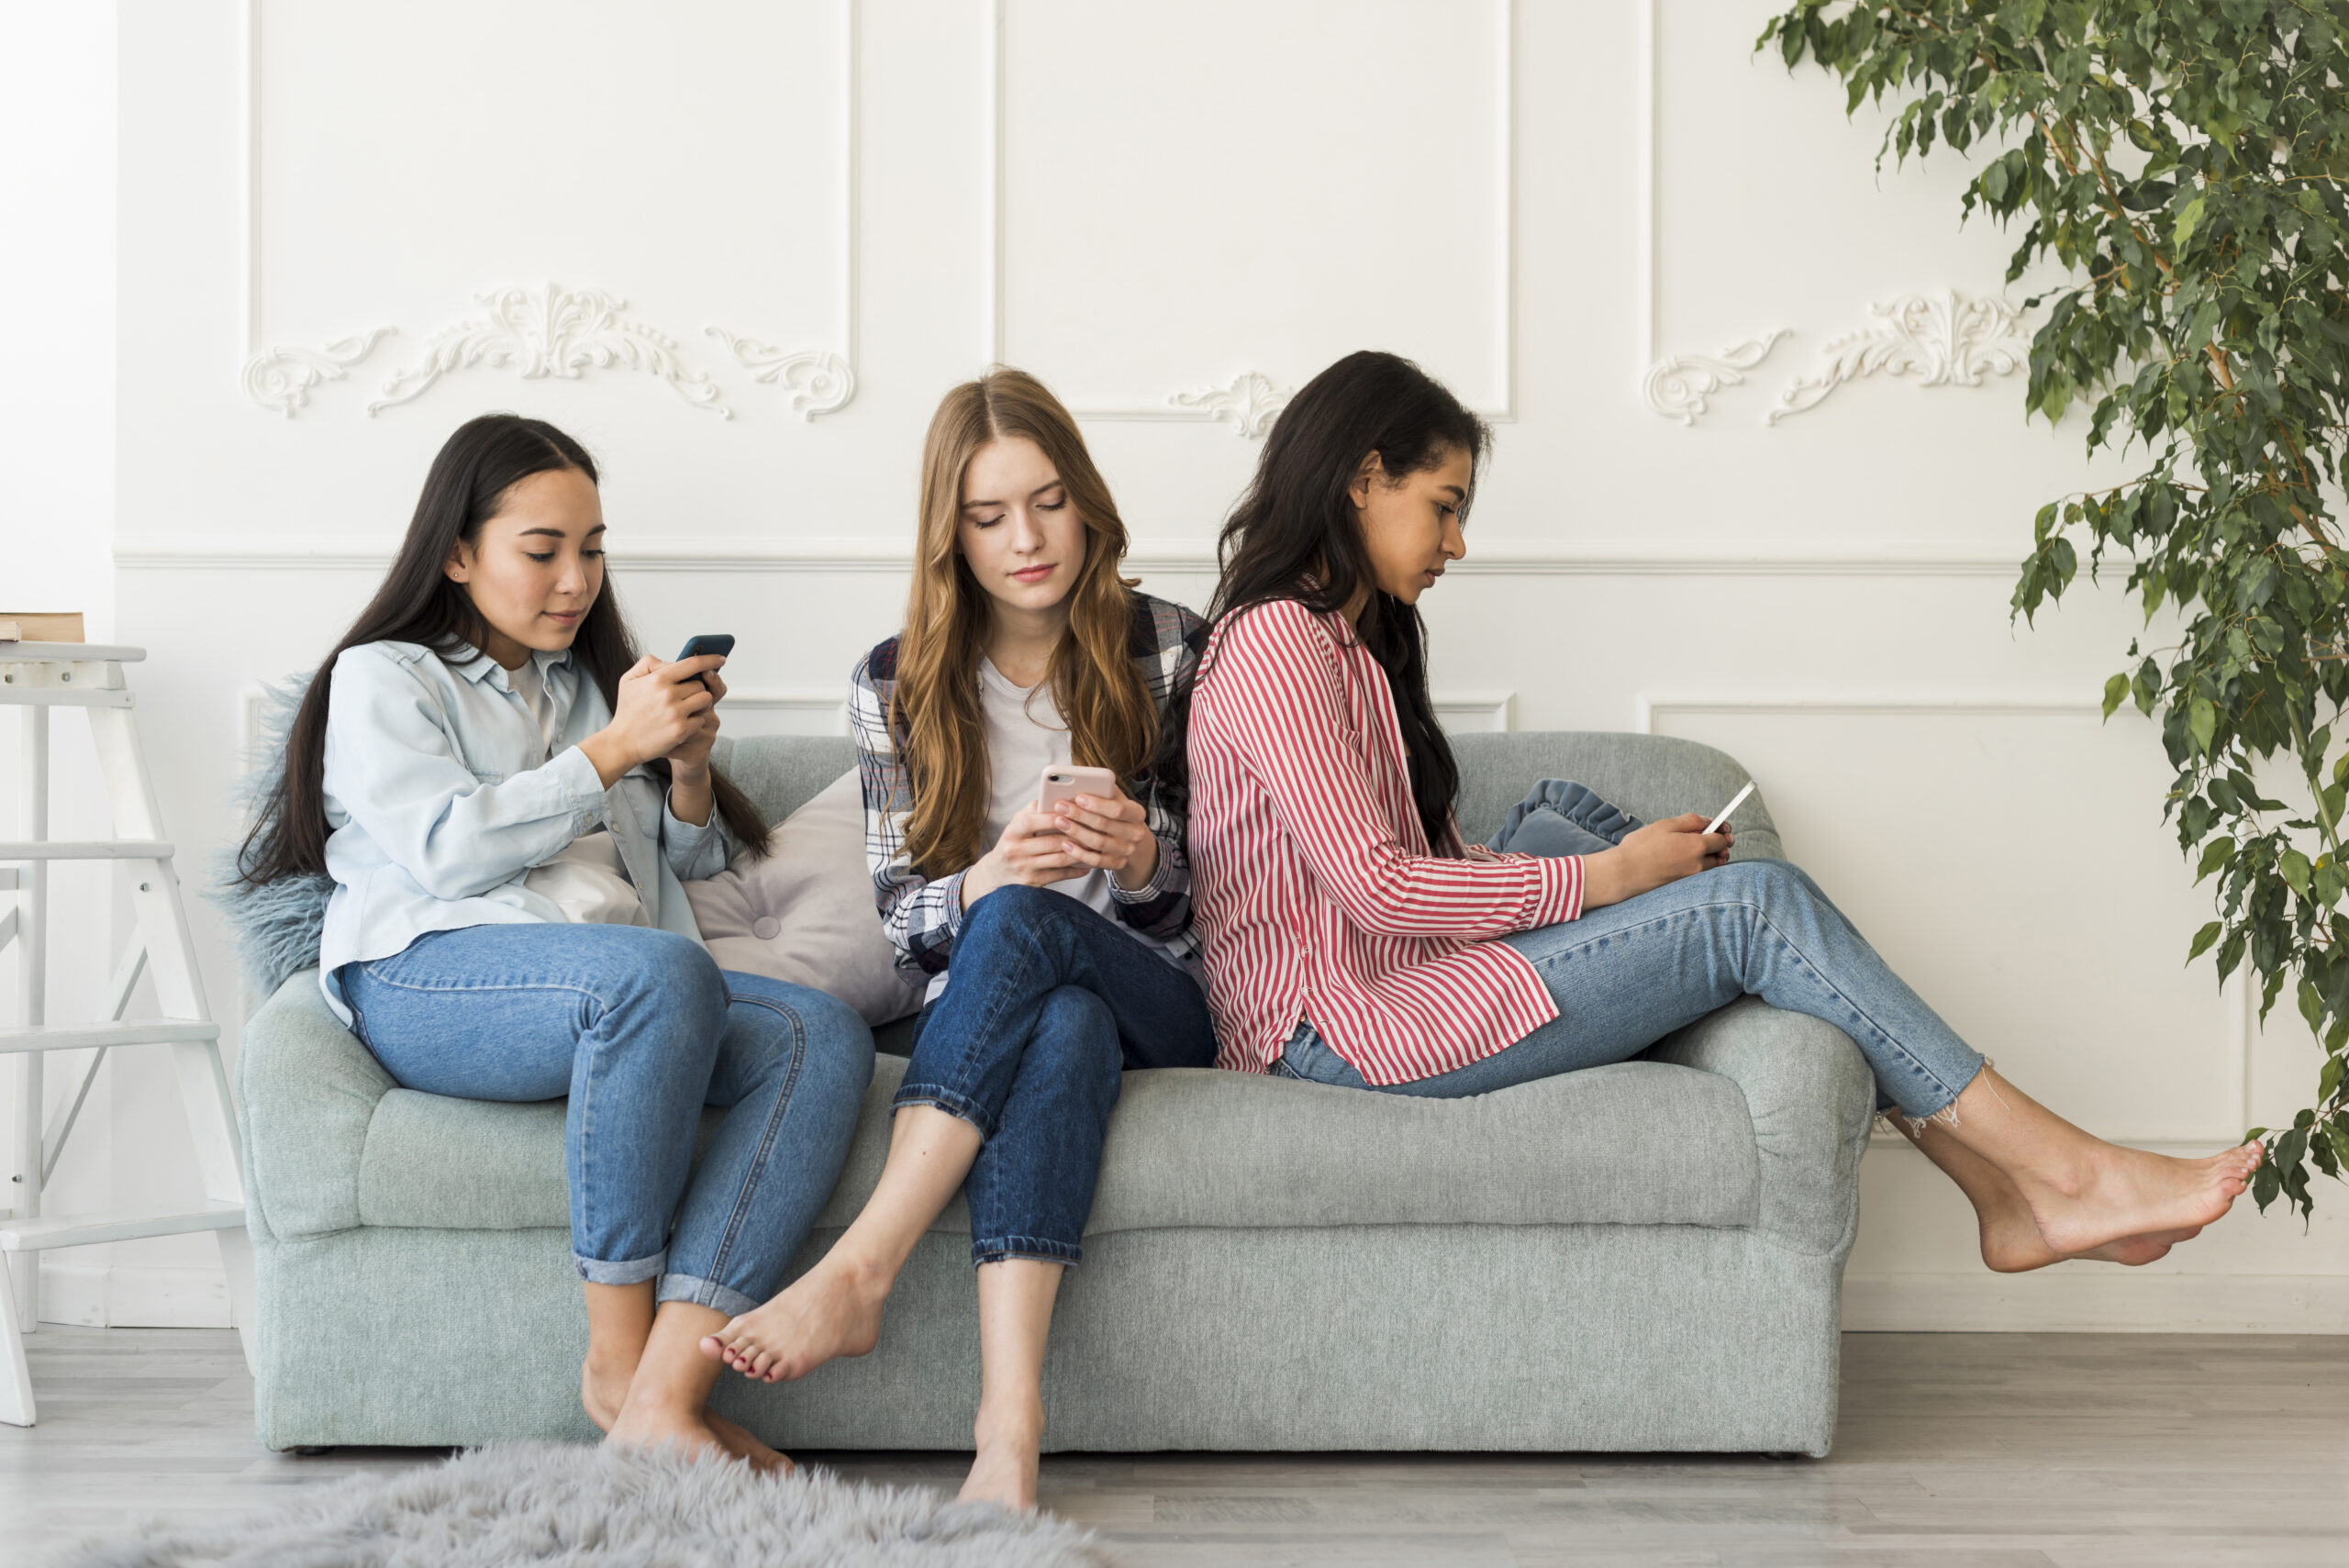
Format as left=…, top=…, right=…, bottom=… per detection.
left=1843, top=1272, right=2349, bottom=1332
left=35, top=1263, right=234, bottom=1329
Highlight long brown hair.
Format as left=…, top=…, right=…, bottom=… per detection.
left=237, top=413, right=768, bottom=886
left=892, top=369, right=1155, bottom=878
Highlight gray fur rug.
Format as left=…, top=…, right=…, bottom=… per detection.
left=51, top=1442, right=1108, bottom=1568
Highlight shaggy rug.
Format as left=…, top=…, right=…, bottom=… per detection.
left=51, top=1443, right=1108, bottom=1568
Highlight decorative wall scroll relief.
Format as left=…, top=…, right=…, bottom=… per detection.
left=240, top=328, right=397, bottom=418
left=242, top=284, right=856, bottom=421
left=1169, top=372, right=1294, bottom=439
left=1641, top=330, right=1791, bottom=427
left=369, top=285, right=729, bottom=417
left=1641, top=289, right=2032, bottom=427
left=1766, top=290, right=2031, bottom=423
left=705, top=330, right=855, bottom=420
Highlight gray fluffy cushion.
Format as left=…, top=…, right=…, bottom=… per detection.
left=206, top=675, right=334, bottom=1000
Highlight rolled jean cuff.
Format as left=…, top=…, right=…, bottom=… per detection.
left=655, top=1271, right=761, bottom=1318
left=973, top=1234, right=1082, bottom=1268
left=574, top=1248, right=666, bottom=1287
left=893, top=1082, right=996, bottom=1140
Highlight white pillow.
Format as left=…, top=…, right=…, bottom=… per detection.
left=685, top=768, right=926, bottom=1027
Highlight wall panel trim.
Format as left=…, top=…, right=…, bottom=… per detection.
left=117, top=536, right=2025, bottom=577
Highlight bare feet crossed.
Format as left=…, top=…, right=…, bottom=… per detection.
left=700, top=1256, right=892, bottom=1384
left=583, top=1351, right=792, bottom=1473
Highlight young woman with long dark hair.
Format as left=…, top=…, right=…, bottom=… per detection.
left=1175, top=350, right=2263, bottom=1276
left=237, top=413, right=874, bottom=1467
left=700, top=369, right=1216, bottom=1511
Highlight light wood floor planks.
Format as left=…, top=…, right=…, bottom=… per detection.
left=2, top=1328, right=2342, bottom=1566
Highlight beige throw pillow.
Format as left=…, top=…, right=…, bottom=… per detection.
left=685, top=768, right=926, bottom=1026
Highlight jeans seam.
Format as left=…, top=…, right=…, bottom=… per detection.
left=355, top=965, right=612, bottom=1002
left=893, top=1084, right=996, bottom=1140
left=1519, top=892, right=1975, bottom=1118
left=698, top=990, right=808, bottom=1298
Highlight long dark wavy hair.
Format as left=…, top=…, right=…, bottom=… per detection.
left=1163, top=350, right=1489, bottom=850
left=236, top=413, right=768, bottom=887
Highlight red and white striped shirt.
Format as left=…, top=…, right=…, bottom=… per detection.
left=1186, top=598, right=1584, bottom=1085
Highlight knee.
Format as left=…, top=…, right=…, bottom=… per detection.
left=723, top=975, right=875, bottom=1087
left=962, top=881, right=1062, bottom=939
left=613, top=931, right=728, bottom=1016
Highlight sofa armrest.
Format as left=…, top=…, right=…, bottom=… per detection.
left=1644, top=995, right=1876, bottom=1255
left=236, top=966, right=395, bottom=1244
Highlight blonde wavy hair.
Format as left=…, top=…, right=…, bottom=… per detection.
left=892, top=368, right=1156, bottom=879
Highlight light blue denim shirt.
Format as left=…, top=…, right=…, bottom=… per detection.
left=316, top=639, right=732, bottom=1024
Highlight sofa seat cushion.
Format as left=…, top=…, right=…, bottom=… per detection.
left=353, top=1052, right=1761, bottom=1239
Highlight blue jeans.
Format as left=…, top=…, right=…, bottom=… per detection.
left=1275, top=778, right=1984, bottom=1118
left=340, top=922, right=874, bottom=1316
left=898, top=884, right=1219, bottom=1266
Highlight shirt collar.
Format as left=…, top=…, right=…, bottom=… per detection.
left=451, top=642, right=573, bottom=689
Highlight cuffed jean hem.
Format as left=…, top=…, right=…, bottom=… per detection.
left=655, top=1271, right=762, bottom=1318
left=575, top=1248, right=667, bottom=1286
left=973, top=1234, right=1082, bottom=1268
left=893, top=1083, right=996, bottom=1140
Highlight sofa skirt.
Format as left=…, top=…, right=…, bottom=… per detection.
left=252, top=1218, right=1842, bottom=1458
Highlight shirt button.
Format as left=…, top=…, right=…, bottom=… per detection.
left=751, top=917, right=782, bottom=940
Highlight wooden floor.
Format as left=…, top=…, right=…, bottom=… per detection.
left=3, top=1329, right=2343, bottom=1566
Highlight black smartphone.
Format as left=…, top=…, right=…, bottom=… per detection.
left=674, top=634, right=734, bottom=689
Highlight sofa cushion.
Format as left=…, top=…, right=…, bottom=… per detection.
left=354, top=1051, right=1760, bottom=1238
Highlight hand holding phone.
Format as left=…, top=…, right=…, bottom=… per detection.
left=674, top=634, right=734, bottom=690
left=1704, top=781, right=1754, bottom=836
left=1037, top=764, right=1119, bottom=819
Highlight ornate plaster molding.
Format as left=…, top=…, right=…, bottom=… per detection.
left=240, top=328, right=396, bottom=417
left=1642, top=330, right=1791, bottom=426
left=1169, top=373, right=1293, bottom=439
left=705, top=330, right=855, bottom=419
left=364, top=284, right=729, bottom=417
left=1768, top=290, right=2031, bottom=423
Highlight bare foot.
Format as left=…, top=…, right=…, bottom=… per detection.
left=958, top=1404, right=1043, bottom=1513
left=581, top=1355, right=632, bottom=1434
left=705, top=1411, right=794, bottom=1475
left=2021, top=1141, right=2263, bottom=1256
left=1978, top=1202, right=2199, bottom=1271
left=699, top=1258, right=890, bottom=1384
left=605, top=1397, right=735, bottom=1464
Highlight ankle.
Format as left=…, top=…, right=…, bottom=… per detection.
left=974, top=1396, right=1045, bottom=1452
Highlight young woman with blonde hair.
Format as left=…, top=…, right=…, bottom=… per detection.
left=702, top=369, right=1214, bottom=1509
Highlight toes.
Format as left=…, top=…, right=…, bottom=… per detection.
left=697, top=1334, right=728, bottom=1363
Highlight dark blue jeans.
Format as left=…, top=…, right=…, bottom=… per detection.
left=898, top=884, right=1219, bottom=1266
left=340, top=923, right=875, bottom=1316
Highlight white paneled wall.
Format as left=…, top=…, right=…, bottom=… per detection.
left=20, top=0, right=2339, bottom=1329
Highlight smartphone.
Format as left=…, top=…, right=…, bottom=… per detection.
left=1038, top=764, right=1119, bottom=818
left=674, top=634, right=734, bottom=690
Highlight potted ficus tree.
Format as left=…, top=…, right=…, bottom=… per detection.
left=1760, top=1, right=2349, bottom=1216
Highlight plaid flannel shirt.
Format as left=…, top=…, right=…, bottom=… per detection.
left=851, top=592, right=1208, bottom=979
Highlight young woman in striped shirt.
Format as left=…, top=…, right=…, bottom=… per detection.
left=1176, top=350, right=2263, bottom=1277
left=702, top=370, right=1215, bottom=1510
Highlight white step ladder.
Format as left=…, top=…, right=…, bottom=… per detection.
left=1, top=642, right=254, bottom=1427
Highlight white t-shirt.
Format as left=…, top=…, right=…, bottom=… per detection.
left=507, top=655, right=649, bottom=928
left=923, top=658, right=1184, bottom=1001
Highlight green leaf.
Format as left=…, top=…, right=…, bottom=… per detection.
left=2175, top=192, right=2208, bottom=251
left=2282, top=849, right=2313, bottom=896
left=2188, top=919, right=2224, bottom=962
left=2195, top=839, right=2235, bottom=884
left=2189, top=698, right=2218, bottom=755
left=2102, top=673, right=2129, bottom=719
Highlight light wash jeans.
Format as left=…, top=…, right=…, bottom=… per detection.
left=1273, top=778, right=1985, bottom=1118
left=340, top=922, right=875, bottom=1315
left=898, top=884, right=1219, bottom=1266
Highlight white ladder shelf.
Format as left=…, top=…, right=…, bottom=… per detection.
left=1, top=641, right=255, bottom=1427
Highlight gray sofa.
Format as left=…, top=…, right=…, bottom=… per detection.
left=234, top=732, right=1876, bottom=1457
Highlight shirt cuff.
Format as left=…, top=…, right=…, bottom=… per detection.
left=545, top=745, right=609, bottom=833
left=934, top=868, right=970, bottom=937
left=1520, top=853, right=1585, bottom=928
left=1110, top=840, right=1180, bottom=904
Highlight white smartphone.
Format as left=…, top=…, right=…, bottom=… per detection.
left=1704, top=781, right=1755, bottom=836
left=1038, top=764, right=1119, bottom=817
